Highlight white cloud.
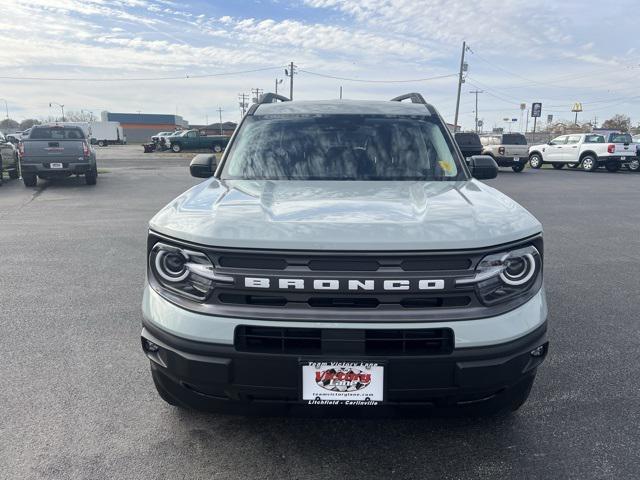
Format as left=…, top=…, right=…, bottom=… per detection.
left=0, top=0, right=639, bottom=128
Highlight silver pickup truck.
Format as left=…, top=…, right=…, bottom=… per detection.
left=20, top=124, right=98, bottom=187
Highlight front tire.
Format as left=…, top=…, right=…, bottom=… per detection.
left=506, top=375, right=536, bottom=413
left=529, top=154, right=543, bottom=169
left=552, top=163, right=564, bottom=170
left=97, top=140, right=105, bottom=147
left=151, top=368, right=182, bottom=407
left=171, top=143, right=182, bottom=153
left=85, top=167, right=97, bottom=185
left=212, top=143, right=222, bottom=153
left=23, top=173, right=37, bottom=187
left=581, top=155, right=598, bottom=172
left=511, top=163, right=525, bottom=172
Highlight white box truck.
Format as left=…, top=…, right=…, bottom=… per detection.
left=89, top=121, right=125, bottom=146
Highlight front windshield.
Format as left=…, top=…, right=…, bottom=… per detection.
left=221, top=115, right=465, bottom=181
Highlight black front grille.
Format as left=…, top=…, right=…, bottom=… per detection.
left=235, top=326, right=454, bottom=356
left=148, top=231, right=543, bottom=323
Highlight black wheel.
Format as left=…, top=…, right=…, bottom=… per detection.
left=552, top=163, right=564, bottom=170
left=151, top=368, right=181, bottom=407
left=85, top=167, right=97, bottom=185
left=581, top=155, right=598, bottom=172
left=9, top=166, right=19, bottom=179
left=506, top=375, right=536, bottom=412
left=23, top=173, right=37, bottom=187
left=212, top=143, right=222, bottom=153
left=567, top=163, right=579, bottom=169
left=97, top=140, right=105, bottom=147
left=628, top=159, right=640, bottom=172
left=171, top=143, right=182, bottom=153
left=0, top=158, right=3, bottom=185
left=529, top=154, right=543, bottom=169
left=511, top=163, right=525, bottom=172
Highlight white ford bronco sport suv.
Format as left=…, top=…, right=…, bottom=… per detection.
left=141, top=93, right=548, bottom=415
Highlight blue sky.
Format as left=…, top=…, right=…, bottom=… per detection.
left=1, top=0, right=639, bottom=130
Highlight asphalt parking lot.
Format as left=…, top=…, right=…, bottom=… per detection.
left=1, top=145, right=639, bottom=480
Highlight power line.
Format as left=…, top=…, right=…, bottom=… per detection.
left=298, top=69, right=457, bottom=84
left=0, top=66, right=283, bottom=82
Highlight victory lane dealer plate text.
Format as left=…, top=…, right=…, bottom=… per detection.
left=301, top=362, right=384, bottom=405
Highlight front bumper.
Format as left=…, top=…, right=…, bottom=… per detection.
left=142, top=320, right=547, bottom=412
left=21, top=161, right=94, bottom=176
left=141, top=284, right=548, bottom=412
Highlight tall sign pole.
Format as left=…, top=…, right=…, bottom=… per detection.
left=531, top=102, right=542, bottom=143
left=453, top=41, right=467, bottom=132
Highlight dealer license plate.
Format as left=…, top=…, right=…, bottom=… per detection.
left=301, top=362, right=384, bottom=405
left=50, top=163, right=63, bottom=169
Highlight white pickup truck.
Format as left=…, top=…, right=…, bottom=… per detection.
left=528, top=133, right=638, bottom=172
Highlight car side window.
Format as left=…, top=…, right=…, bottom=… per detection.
left=566, top=135, right=581, bottom=144
left=550, top=136, right=567, bottom=145
left=187, top=131, right=197, bottom=138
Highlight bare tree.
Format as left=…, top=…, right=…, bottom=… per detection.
left=19, top=119, right=41, bottom=130
left=0, top=118, right=20, bottom=131
left=601, top=114, right=631, bottom=132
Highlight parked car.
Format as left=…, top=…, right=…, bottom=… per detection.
left=151, top=131, right=172, bottom=144
left=166, top=129, right=230, bottom=153
left=480, top=133, right=528, bottom=172
left=157, top=130, right=183, bottom=150
left=20, top=124, right=97, bottom=186
left=528, top=133, right=637, bottom=172
left=142, top=92, right=548, bottom=415
left=0, top=132, right=20, bottom=185
left=454, top=132, right=483, bottom=158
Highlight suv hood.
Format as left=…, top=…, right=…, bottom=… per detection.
left=150, top=179, right=541, bottom=251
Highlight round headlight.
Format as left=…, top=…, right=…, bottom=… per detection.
left=155, top=250, right=189, bottom=282
left=500, top=253, right=536, bottom=286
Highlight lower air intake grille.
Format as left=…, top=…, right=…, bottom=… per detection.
left=235, top=326, right=454, bottom=356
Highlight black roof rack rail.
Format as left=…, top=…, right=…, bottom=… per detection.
left=390, top=93, right=426, bottom=104
left=257, top=92, right=290, bottom=104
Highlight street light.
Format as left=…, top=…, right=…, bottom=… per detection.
left=0, top=98, right=9, bottom=119
left=275, top=78, right=283, bottom=95
left=81, top=109, right=94, bottom=122
left=49, top=102, right=65, bottom=122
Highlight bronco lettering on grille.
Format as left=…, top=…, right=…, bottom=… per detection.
left=243, top=277, right=445, bottom=291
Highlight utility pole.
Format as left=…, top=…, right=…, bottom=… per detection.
left=238, top=93, right=249, bottom=117
left=0, top=98, right=9, bottom=119
left=469, top=90, right=483, bottom=134
left=339, top=86, right=343, bottom=99
left=251, top=88, right=264, bottom=103
left=217, top=107, right=223, bottom=135
left=49, top=102, right=65, bottom=121
left=525, top=109, right=530, bottom=134
left=453, top=41, right=467, bottom=132
left=285, top=62, right=296, bottom=100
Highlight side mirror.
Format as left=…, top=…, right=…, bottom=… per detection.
left=469, top=155, right=498, bottom=180
left=190, top=153, right=217, bottom=178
